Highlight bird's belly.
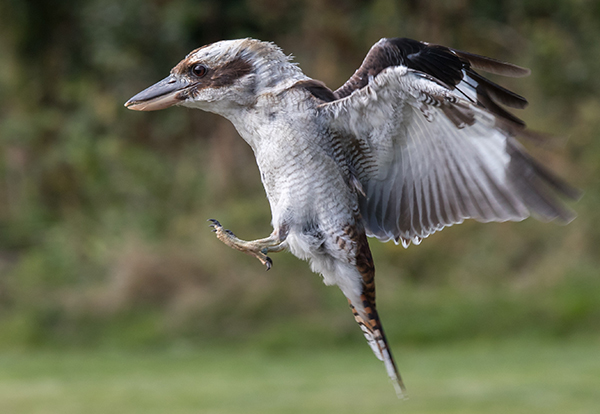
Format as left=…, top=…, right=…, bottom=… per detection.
left=273, top=182, right=359, bottom=265
left=254, top=141, right=365, bottom=304
left=253, top=127, right=360, bottom=260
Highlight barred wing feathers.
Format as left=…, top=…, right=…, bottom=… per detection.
left=319, top=38, right=578, bottom=246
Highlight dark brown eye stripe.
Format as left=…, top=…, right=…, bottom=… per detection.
left=172, top=55, right=253, bottom=90
left=208, top=57, right=253, bottom=87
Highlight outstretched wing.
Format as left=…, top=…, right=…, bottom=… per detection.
left=319, top=38, right=579, bottom=247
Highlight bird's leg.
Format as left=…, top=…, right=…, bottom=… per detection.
left=208, top=219, right=286, bottom=270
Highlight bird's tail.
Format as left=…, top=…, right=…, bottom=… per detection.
left=348, top=296, right=406, bottom=398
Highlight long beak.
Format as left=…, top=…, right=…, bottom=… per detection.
left=124, top=75, right=191, bottom=111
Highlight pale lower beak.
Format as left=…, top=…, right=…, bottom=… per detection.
left=125, top=75, right=191, bottom=111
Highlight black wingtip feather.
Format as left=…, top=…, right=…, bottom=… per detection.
left=510, top=142, right=582, bottom=201
left=451, top=49, right=531, bottom=77
left=467, top=70, right=529, bottom=109
left=507, top=141, right=580, bottom=223
left=478, top=92, right=527, bottom=128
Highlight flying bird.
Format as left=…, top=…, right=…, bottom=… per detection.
left=125, top=37, right=578, bottom=397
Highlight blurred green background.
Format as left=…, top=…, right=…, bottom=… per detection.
left=0, top=0, right=599, bottom=413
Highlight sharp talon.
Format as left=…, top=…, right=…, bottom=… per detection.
left=265, top=256, right=273, bottom=271
left=225, top=229, right=235, bottom=236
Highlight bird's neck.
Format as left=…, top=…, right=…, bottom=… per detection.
left=226, top=82, right=316, bottom=153
left=252, top=58, right=310, bottom=97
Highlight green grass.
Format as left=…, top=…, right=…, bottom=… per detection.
left=1, top=338, right=599, bottom=414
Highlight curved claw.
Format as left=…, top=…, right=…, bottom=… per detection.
left=208, top=219, right=238, bottom=237
left=208, top=218, right=222, bottom=230
left=264, top=256, right=273, bottom=271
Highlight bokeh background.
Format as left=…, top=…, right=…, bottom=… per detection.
left=0, top=0, right=599, bottom=413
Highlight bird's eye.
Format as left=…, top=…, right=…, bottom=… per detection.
left=191, top=64, right=207, bottom=77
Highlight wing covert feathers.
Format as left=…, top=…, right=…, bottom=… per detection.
left=333, top=37, right=530, bottom=127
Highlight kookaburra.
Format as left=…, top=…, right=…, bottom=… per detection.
left=125, top=37, right=578, bottom=397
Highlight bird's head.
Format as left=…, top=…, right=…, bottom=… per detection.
left=125, top=38, right=303, bottom=115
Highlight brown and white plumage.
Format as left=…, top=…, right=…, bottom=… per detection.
left=125, top=37, right=578, bottom=397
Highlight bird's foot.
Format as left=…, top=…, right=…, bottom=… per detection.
left=208, top=219, right=283, bottom=270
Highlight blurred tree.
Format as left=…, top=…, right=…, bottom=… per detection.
left=0, top=0, right=598, bottom=349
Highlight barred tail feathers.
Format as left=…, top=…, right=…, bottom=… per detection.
left=349, top=298, right=406, bottom=398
